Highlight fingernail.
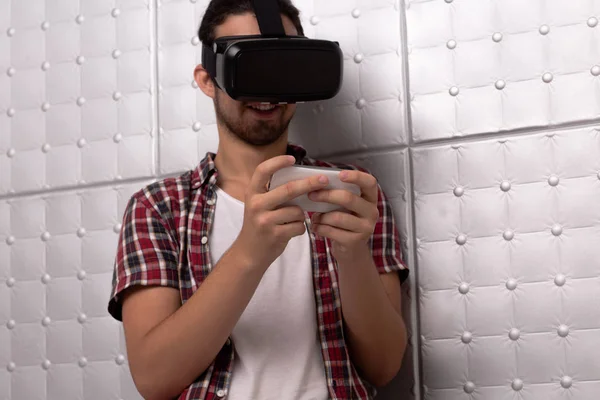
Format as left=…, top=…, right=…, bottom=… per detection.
left=319, top=175, right=328, bottom=184
left=340, top=171, right=348, bottom=180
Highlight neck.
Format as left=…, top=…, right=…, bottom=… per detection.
left=214, top=129, right=290, bottom=190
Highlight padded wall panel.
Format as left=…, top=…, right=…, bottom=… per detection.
left=0, top=181, right=151, bottom=400
left=414, top=125, right=600, bottom=399
left=406, top=0, right=600, bottom=142
left=0, top=0, right=155, bottom=196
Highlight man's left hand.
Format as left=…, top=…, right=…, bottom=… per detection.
left=308, top=169, right=379, bottom=258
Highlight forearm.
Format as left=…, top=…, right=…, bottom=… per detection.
left=138, top=244, right=265, bottom=399
left=337, top=246, right=407, bottom=387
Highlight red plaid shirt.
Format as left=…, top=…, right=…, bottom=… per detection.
left=108, top=143, right=408, bottom=400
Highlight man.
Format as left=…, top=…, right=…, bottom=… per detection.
left=107, top=1, right=409, bottom=399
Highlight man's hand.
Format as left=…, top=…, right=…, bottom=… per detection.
left=308, top=169, right=379, bottom=259
left=233, top=155, right=330, bottom=273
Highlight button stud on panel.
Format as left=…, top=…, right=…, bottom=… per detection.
left=445, top=0, right=454, bottom=3
left=6, top=320, right=15, bottom=329
left=588, top=17, right=598, bottom=28
left=512, top=379, right=523, bottom=391
left=78, top=357, right=87, bottom=367
left=551, top=224, right=563, bottom=236
left=459, top=282, right=470, bottom=295
left=112, top=8, right=121, bottom=18
left=548, top=175, right=559, bottom=186
left=500, top=180, right=511, bottom=192
left=6, top=235, right=15, bottom=245
left=76, top=56, right=85, bottom=65
left=7, top=27, right=15, bottom=37
left=115, top=354, right=125, bottom=365
left=352, top=8, right=361, bottom=18
left=112, top=49, right=122, bottom=59
left=76, top=15, right=85, bottom=24
left=356, top=99, right=366, bottom=109
left=492, top=32, right=503, bottom=42
left=461, top=331, right=472, bottom=344
left=456, top=234, right=467, bottom=246
left=41, top=274, right=51, bottom=284
left=449, top=86, right=459, bottom=96
left=557, top=324, right=569, bottom=337
left=77, top=97, right=86, bottom=106
left=509, top=328, right=520, bottom=341
left=41, top=102, right=50, bottom=112
left=42, top=143, right=51, bottom=153
left=591, top=66, right=600, bottom=76
left=539, top=25, right=550, bottom=35
left=42, top=317, right=51, bottom=327
left=495, top=80, right=506, bottom=90
left=554, top=274, right=566, bottom=287
left=542, top=73, right=553, bottom=83
left=463, top=381, right=475, bottom=393
left=503, top=230, right=514, bottom=241
left=310, top=16, right=320, bottom=25
left=41, top=21, right=50, bottom=31
left=113, top=133, right=123, bottom=143
left=78, top=313, right=87, bottom=323
left=354, top=53, right=364, bottom=63
left=42, top=61, right=50, bottom=71
left=77, top=270, right=87, bottom=280
left=193, top=122, right=202, bottom=132
left=6, top=277, right=15, bottom=287
left=561, top=376, right=572, bottom=389
left=7, top=67, right=15, bottom=77
left=77, top=138, right=87, bottom=148
left=446, top=40, right=457, bottom=49
left=42, top=360, right=51, bottom=370
left=191, top=36, right=200, bottom=46
left=7, top=108, right=15, bottom=117
left=114, top=223, right=122, bottom=233
left=506, top=279, right=517, bottom=291
left=113, top=92, right=122, bottom=101
left=41, top=232, right=51, bottom=241
left=453, top=186, right=464, bottom=197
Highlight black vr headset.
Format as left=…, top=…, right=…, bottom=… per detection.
left=201, top=0, right=344, bottom=104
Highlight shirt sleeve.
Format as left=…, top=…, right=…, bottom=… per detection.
left=368, top=176, right=410, bottom=284
left=107, top=193, right=180, bottom=321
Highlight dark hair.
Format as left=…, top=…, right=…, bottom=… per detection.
left=198, top=0, right=305, bottom=47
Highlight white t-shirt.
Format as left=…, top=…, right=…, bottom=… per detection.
left=208, top=186, right=330, bottom=400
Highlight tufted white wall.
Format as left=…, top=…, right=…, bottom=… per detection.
left=1, top=0, right=600, bottom=399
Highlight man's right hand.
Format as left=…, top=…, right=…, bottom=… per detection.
left=232, top=155, right=329, bottom=272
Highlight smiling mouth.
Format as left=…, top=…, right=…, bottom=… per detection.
left=246, top=103, right=282, bottom=117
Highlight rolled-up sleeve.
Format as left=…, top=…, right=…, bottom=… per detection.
left=108, top=193, right=180, bottom=321
left=369, top=180, right=409, bottom=284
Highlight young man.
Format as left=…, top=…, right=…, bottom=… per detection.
left=107, top=1, right=409, bottom=399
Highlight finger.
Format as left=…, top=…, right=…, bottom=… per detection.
left=312, top=223, right=358, bottom=243
left=248, top=155, right=296, bottom=195
left=262, top=174, right=329, bottom=209
left=275, top=221, right=307, bottom=239
left=309, top=189, right=373, bottom=218
left=339, top=170, right=378, bottom=204
left=269, top=206, right=306, bottom=225
left=314, top=211, right=364, bottom=232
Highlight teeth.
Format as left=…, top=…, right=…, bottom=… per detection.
left=249, top=104, right=276, bottom=111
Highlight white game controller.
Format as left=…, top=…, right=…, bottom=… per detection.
left=268, top=165, right=362, bottom=213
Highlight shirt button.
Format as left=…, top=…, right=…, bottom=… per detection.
left=201, top=236, right=208, bottom=245
left=206, top=199, right=215, bottom=205
left=216, top=389, right=227, bottom=397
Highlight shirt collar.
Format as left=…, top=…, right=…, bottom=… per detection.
left=190, top=142, right=308, bottom=190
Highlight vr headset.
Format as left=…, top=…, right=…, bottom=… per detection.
left=201, top=0, right=344, bottom=104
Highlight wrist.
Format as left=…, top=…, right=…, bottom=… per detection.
left=334, top=242, right=371, bottom=264
left=228, top=240, right=265, bottom=274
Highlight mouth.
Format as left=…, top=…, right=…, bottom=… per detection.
left=246, top=103, right=282, bottom=118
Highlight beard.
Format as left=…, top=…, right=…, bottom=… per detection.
left=214, top=91, right=292, bottom=147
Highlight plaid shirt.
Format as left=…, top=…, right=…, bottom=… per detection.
left=108, top=143, right=409, bottom=400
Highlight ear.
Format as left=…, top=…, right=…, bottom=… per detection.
left=194, top=64, right=216, bottom=99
